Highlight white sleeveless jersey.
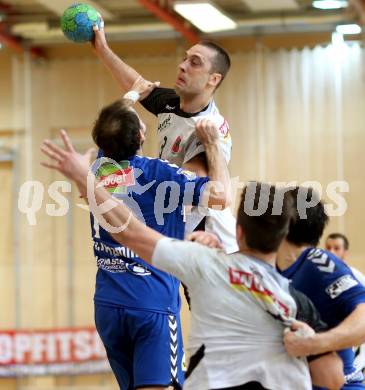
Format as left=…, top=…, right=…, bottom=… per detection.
left=141, top=88, right=238, bottom=253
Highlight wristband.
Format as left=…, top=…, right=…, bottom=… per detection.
left=123, top=90, right=140, bottom=104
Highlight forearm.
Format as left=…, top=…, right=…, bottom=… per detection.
left=312, top=303, right=365, bottom=354
left=96, top=46, right=140, bottom=92
left=204, top=142, right=231, bottom=208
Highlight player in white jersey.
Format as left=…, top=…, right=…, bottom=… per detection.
left=39, top=133, right=346, bottom=390
left=92, top=23, right=238, bottom=253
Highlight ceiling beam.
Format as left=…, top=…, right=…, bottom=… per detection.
left=138, top=0, right=199, bottom=43
left=349, top=0, right=365, bottom=25
left=0, top=29, right=44, bottom=58
left=0, top=1, right=12, bottom=14
left=0, top=1, right=44, bottom=58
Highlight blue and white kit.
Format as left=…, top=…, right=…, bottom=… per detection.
left=92, top=152, right=208, bottom=389
left=280, top=248, right=365, bottom=390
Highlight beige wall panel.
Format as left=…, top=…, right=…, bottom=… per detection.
left=0, top=51, right=14, bottom=131
left=0, top=379, right=16, bottom=390
left=0, top=161, right=15, bottom=328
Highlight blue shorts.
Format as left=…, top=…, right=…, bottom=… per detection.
left=95, top=304, right=185, bottom=389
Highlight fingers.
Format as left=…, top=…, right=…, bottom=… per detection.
left=186, top=231, right=222, bottom=248
left=43, top=139, right=67, bottom=157
left=41, top=144, right=64, bottom=163
left=40, top=161, right=60, bottom=170
left=94, top=13, right=104, bottom=31
left=60, top=129, right=75, bottom=153
left=289, top=320, right=302, bottom=331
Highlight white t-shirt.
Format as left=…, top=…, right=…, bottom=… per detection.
left=141, top=88, right=238, bottom=254
left=152, top=237, right=312, bottom=390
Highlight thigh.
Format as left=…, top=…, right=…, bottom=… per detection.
left=129, top=310, right=185, bottom=389
left=95, top=304, right=134, bottom=390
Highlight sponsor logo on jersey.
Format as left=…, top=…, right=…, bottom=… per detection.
left=125, top=262, right=151, bottom=276
left=229, top=267, right=290, bottom=317
left=219, top=119, right=231, bottom=140
left=96, top=161, right=135, bottom=195
left=171, top=136, right=182, bottom=154
left=326, top=274, right=358, bottom=299
left=158, top=114, right=172, bottom=132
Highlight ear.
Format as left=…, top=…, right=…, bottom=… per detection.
left=236, top=224, right=244, bottom=242
left=208, top=72, right=222, bottom=88
left=139, top=129, right=146, bottom=144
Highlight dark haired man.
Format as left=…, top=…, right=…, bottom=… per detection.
left=278, top=187, right=365, bottom=389
left=92, top=23, right=238, bottom=255
left=43, top=100, right=230, bottom=390
left=39, top=137, right=343, bottom=390
left=326, top=233, right=350, bottom=260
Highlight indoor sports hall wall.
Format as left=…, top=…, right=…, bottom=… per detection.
left=0, top=40, right=364, bottom=389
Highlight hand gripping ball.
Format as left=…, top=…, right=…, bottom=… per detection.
left=61, top=3, right=102, bottom=43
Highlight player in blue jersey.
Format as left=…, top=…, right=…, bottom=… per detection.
left=277, top=187, right=365, bottom=389
left=40, top=141, right=346, bottom=390
left=42, top=99, right=230, bottom=390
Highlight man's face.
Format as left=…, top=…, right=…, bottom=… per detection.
left=175, top=44, right=219, bottom=96
left=325, top=238, right=347, bottom=260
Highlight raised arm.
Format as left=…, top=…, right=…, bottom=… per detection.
left=195, top=119, right=231, bottom=209
left=92, top=22, right=157, bottom=98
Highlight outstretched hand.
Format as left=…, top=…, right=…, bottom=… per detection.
left=131, top=76, right=160, bottom=101
left=41, top=129, right=94, bottom=185
left=92, top=14, right=107, bottom=53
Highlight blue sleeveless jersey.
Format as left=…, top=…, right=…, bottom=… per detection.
left=280, top=248, right=365, bottom=388
left=91, top=153, right=209, bottom=315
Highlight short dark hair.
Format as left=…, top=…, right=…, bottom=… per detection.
left=286, top=187, right=329, bottom=247
left=327, top=233, right=349, bottom=250
left=199, top=40, right=231, bottom=88
left=236, top=182, right=296, bottom=254
left=92, top=99, right=141, bottom=162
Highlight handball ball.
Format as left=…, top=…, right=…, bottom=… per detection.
left=61, top=3, right=102, bottom=43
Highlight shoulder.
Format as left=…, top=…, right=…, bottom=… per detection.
left=305, top=248, right=342, bottom=274
left=134, top=155, right=181, bottom=179
left=304, top=248, right=361, bottom=292
left=140, top=87, right=179, bottom=115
